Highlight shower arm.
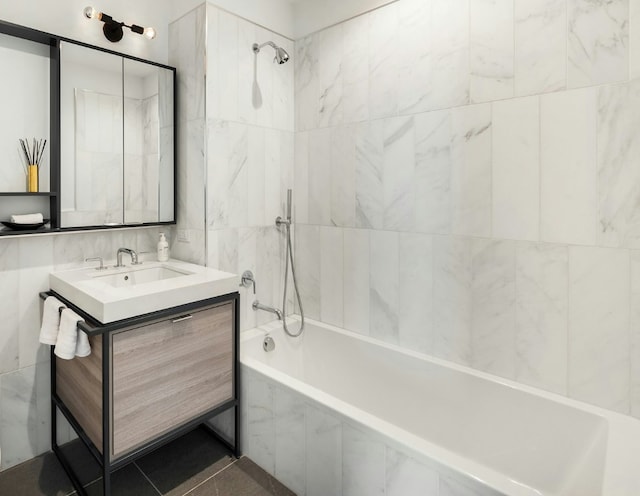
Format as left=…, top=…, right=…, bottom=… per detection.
left=252, top=41, right=277, bottom=53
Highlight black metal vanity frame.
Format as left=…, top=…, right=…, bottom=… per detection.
left=39, top=290, right=241, bottom=496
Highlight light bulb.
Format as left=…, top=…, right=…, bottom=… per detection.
left=83, top=6, right=97, bottom=19
left=143, top=26, right=156, bottom=40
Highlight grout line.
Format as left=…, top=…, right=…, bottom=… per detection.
left=134, top=461, right=163, bottom=495
left=181, top=456, right=239, bottom=496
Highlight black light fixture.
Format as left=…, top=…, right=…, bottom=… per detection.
left=83, top=6, right=156, bottom=42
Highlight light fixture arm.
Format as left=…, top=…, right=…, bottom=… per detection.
left=83, top=6, right=156, bottom=42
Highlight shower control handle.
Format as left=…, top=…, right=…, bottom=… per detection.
left=240, top=270, right=256, bottom=294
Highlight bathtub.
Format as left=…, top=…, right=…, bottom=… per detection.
left=240, top=317, right=640, bottom=496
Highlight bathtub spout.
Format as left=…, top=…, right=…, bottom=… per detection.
left=252, top=300, right=283, bottom=320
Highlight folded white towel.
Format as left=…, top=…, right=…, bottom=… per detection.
left=10, top=213, right=44, bottom=224
left=55, top=309, right=87, bottom=360
left=39, top=296, right=65, bottom=345
left=75, top=329, right=91, bottom=358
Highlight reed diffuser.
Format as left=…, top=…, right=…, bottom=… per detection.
left=19, top=138, right=46, bottom=193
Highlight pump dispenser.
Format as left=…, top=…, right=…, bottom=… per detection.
left=157, top=232, right=169, bottom=262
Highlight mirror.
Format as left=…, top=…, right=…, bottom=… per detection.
left=60, top=41, right=174, bottom=228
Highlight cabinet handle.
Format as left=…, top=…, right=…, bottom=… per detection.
left=171, top=314, right=193, bottom=323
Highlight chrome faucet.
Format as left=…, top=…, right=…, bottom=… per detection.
left=115, top=247, right=139, bottom=267
left=252, top=300, right=283, bottom=320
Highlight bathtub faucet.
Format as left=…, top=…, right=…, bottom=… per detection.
left=252, top=300, right=283, bottom=320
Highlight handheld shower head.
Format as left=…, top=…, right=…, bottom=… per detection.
left=253, top=41, right=290, bottom=64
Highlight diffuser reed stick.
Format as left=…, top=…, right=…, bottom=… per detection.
left=19, top=138, right=47, bottom=193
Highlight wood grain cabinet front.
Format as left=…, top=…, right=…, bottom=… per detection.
left=111, top=303, right=233, bottom=457
left=55, top=301, right=234, bottom=461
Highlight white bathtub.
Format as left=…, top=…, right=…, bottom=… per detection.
left=240, top=317, right=640, bottom=496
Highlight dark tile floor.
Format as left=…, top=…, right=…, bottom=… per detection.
left=0, top=427, right=295, bottom=496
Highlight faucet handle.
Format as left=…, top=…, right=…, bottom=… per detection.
left=85, top=257, right=106, bottom=271
left=240, top=270, right=256, bottom=294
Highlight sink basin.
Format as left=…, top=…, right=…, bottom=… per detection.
left=50, top=259, right=239, bottom=323
left=94, top=266, right=190, bottom=287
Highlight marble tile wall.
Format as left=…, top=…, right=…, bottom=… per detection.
left=294, top=0, right=640, bottom=419
left=0, top=228, right=164, bottom=471
left=242, top=366, right=503, bottom=496
left=169, top=4, right=295, bottom=329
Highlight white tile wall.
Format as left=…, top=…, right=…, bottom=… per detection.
left=331, top=126, right=357, bottom=228
left=247, top=373, right=276, bottom=473
left=243, top=368, right=504, bottom=496
left=274, top=387, right=306, bottom=495
left=305, top=403, right=343, bottom=496
left=294, top=0, right=640, bottom=420
left=515, top=242, right=568, bottom=395
left=342, top=15, right=369, bottom=124
left=470, top=239, right=516, bottom=379
left=342, top=423, right=385, bottom=496
left=308, top=128, right=331, bottom=226
left=432, top=236, right=473, bottom=366
left=514, top=0, right=566, bottom=96
left=383, top=116, right=415, bottom=231
left=568, top=246, right=630, bottom=412
left=368, top=3, right=399, bottom=120
left=540, top=88, right=597, bottom=245
left=385, top=447, right=438, bottom=496
left=343, top=228, right=370, bottom=335
left=414, top=109, right=452, bottom=235
left=492, top=96, right=540, bottom=241
left=597, top=79, right=640, bottom=248
left=320, top=226, right=344, bottom=327
left=369, top=230, right=400, bottom=344
left=355, top=121, right=384, bottom=229
left=450, top=104, right=492, bottom=238
left=399, top=233, right=433, bottom=354
left=470, top=0, right=515, bottom=103
left=567, top=0, right=629, bottom=88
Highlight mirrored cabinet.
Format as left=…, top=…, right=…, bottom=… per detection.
left=60, top=42, right=175, bottom=228
left=0, top=20, right=176, bottom=235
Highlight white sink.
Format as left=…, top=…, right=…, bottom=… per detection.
left=50, top=259, right=239, bottom=323
left=94, top=266, right=190, bottom=287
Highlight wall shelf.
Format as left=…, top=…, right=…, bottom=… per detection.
left=0, top=192, right=57, bottom=196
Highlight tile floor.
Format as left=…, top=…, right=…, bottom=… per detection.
left=0, top=427, right=295, bottom=496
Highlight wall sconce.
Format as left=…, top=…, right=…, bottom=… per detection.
left=83, top=6, right=156, bottom=42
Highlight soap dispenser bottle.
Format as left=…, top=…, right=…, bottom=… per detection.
left=157, top=232, right=169, bottom=262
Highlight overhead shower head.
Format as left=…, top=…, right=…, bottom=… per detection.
left=252, top=41, right=290, bottom=64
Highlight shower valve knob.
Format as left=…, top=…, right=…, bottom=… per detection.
left=240, top=270, right=256, bottom=294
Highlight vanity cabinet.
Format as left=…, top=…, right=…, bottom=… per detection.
left=44, top=291, right=240, bottom=496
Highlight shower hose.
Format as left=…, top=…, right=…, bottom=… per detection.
left=282, top=220, right=305, bottom=337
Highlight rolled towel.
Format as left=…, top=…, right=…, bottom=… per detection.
left=55, top=309, right=85, bottom=360
left=39, top=296, right=65, bottom=345
left=10, top=213, right=44, bottom=224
